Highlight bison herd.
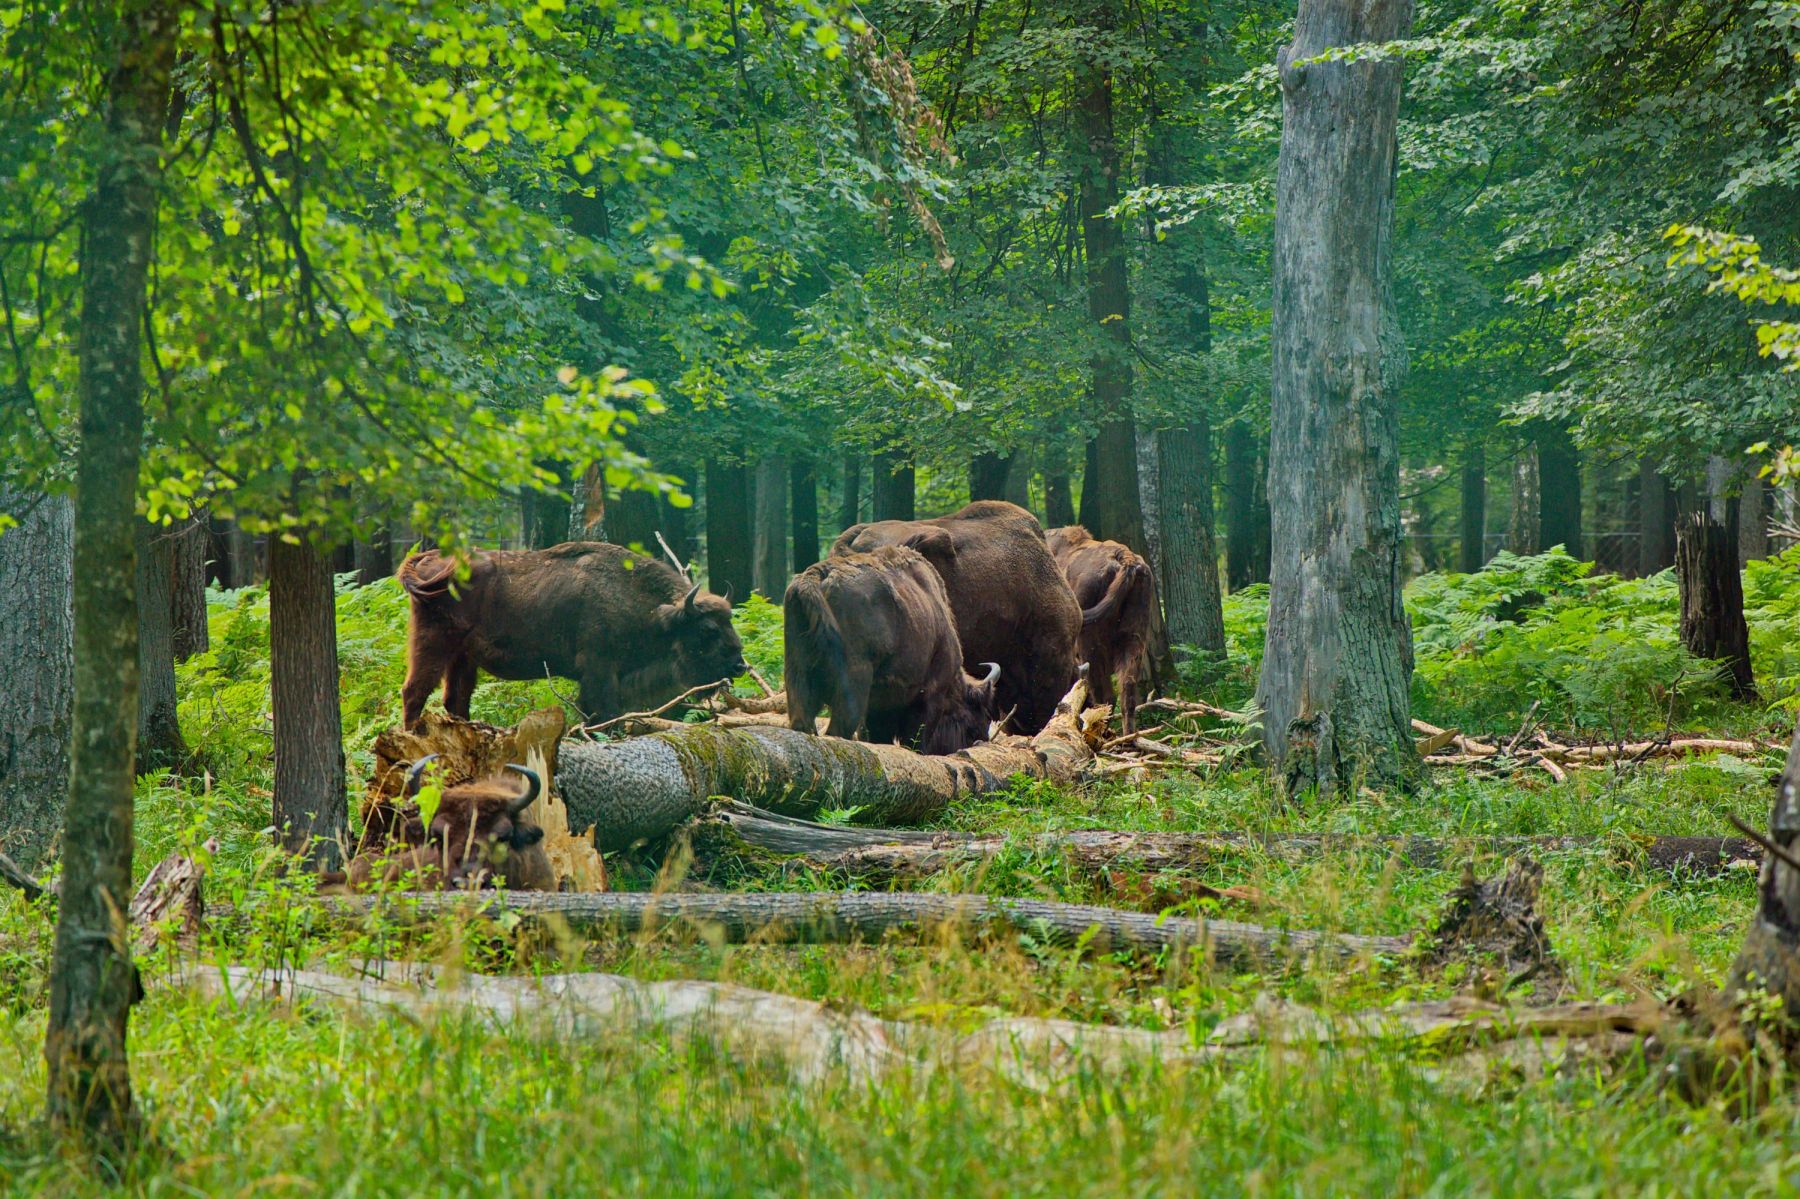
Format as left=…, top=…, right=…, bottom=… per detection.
left=355, top=499, right=1153, bottom=890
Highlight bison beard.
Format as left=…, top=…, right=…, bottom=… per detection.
left=831, top=501, right=1080, bottom=735
left=326, top=757, right=555, bottom=891
left=397, top=542, right=747, bottom=728
left=1046, top=526, right=1155, bottom=733
left=783, top=546, right=1001, bottom=755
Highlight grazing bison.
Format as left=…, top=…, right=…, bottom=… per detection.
left=1045, top=526, right=1155, bottom=733
left=784, top=546, right=1002, bottom=754
left=831, top=501, right=1079, bottom=734
left=328, top=757, right=555, bottom=891
left=397, top=542, right=747, bottom=728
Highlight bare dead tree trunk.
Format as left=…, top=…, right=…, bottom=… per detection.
left=0, top=490, right=73, bottom=871
left=135, top=521, right=187, bottom=772
left=704, top=459, right=753, bottom=602
left=1258, top=0, right=1416, bottom=793
left=752, top=456, right=789, bottom=600
left=790, top=458, right=819, bottom=573
left=1675, top=492, right=1755, bottom=701
left=871, top=450, right=915, bottom=521
left=1508, top=446, right=1540, bottom=555
left=169, top=514, right=209, bottom=660
left=1458, top=442, right=1486, bottom=573
left=268, top=534, right=347, bottom=869
left=47, top=0, right=179, bottom=1145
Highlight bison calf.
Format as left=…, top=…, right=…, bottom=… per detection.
left=327, top=757, right=555, bottom=891
left=1046, top=526, right=1155, bottom=733
left=397, top=542, right=746, bottom=728
left=784, top=546, right=1001, bottom=755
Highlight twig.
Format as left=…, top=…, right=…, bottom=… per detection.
left=1503, top=701, right=1541, bottom=757
left=655, top=531, right=693, bottom=583
left=1729, top=814, right=1800, bottom=876
left=583, top=679, right=732, bottom=734
left=747, top=666, right=778, bottom=698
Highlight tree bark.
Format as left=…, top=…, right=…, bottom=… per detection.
left=1730, top=712, right=1800, bottom=1040
left=704, top=459, right=753, bottom=602
left=1740, top=475, right=1770, bottom=563
left=268, top=535, right=347, bottom=869
left=968, top=451, right=1012, bottom=502
left=605, top=486, right=661, bottom=552
left=1044, top=473, right=1076, bottom=529
left=1534, top=422, right=1582, bottom=557
left=790, top=458, right=819, bottom=573
left=1002, top=455, right=1031, bottom=509
left=752, top=456, right=789, bottom=599
left=1077, top=439, right=1099, bottom=530
left=838, top=455, right=863, bottom=531
left=1258, top=0, right=1416, bottom=793
left=169, top=514, right=209, bottom=659
left=871, top=450, right=915, bottom=521
left=1223, top=421, right=1270, bottom=589
left=1637, top=462, right=1677, bottom=574
left=0, top=491, right=73, bottom=872
left=1458, top=442, right=1487, bottom=573
left=1158, top=423, right=1226, bottom=659
left=1508, top=446, right=1540, bottom=555
left=47, top=0, right=178, bottom=1144
left=134, top=521, right=187, bottom=772
left=1675, top=491, right=1755, bottom=701
left=521, top=461, right=573, bottom=549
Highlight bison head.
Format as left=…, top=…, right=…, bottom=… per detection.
left=655, top=583, right=750, bottom=689
left=924, top=661, right=1002, bottom=755
left=398, top=758, right=548, bottom=888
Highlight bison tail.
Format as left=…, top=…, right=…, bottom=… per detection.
left=396, top=552, right=458, bottom=603
left=1082, top=559, right=1153, bottom=628
left=783, top=575, right=851, bottom=732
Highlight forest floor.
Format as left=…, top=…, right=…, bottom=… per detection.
left=2, top=551, right=1798, bottom=1195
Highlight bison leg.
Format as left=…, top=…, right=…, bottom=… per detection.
left=401, top=628, right=459, bottom=728
left=862, top=707, right=905, bottom=746
left=823, top=665, right=871, bottom=741
left=442, top=654, right=480, bottom=720
left=1086, top=648, right=1117, bottom=711
left=577, top=673, right=620, bottom=725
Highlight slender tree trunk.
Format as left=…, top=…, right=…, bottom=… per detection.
left=838, top=455, right=863, bottom=531
left=1223, top=421, right=1270, bottom=589
left=47, top=0, right=178, bottom=1144
left=1534, top=422, right=1581, bottom=557
left=135, top=521, right=186, bottom=772
left=268, top=535, right=347, bottom=868
left=871, top=450, right=915, bottom=521
left=1076, top=439, right=1100, bottom=530
left=1741, top=476, right=1770, bottom=562
left=1258, top=0, right=1416, bottom=793
left=1508, top=447, right=1540, bottom=555
left=354, top=512, right=394, bottom=588
left=1637, top=462, right=1677, bottom=574
left=1675, top=467, right=1755, bottom=701
left=1045, top=473, right=1075, bottom=528
left=1458, top=442, right=1487, bottom=573
left=753, top=456, right=789, bottom=599
left=1158, top=423, right=1225, bottom=658
left=969, top=451, right=1012, bottom=502
left=169, top=514, right=209, bottom=659
left=0, top=490, right=73, bottom=871
left=790, top=459, right=819, bottom=573
left=704, top=459, right=753, bottom=602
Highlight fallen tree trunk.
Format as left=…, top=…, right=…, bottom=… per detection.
left=291, top=888, right=1407, bottom=966
left=557, top=680, right=1095, bottom=851
left=690, top=803, right=1762, bottom=879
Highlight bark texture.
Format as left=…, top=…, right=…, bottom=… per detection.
left=790, top=458, right=819, bottom=573
left=1258, top=0, right=1416, bottom=793
left=1223, top=421, right=1269, bottom=589
left=47, top=0, right=178, bottom=1144
left=1158, top=422, right=1225, bottom=658
left=134, top=521, right=187, bottom=772
left=1458, top=443, right=1486, bottom=573
left=0, top=491, right=73, bottom=871
left=169, top=514, right=209, bottom=659
left=1508, top=447, right=1539, bottom=554
left=704, top=459, right=753, bottom=602
left=268, top=535, right=347, bottom=868
left=1675, top=504, right=1756, bottom=701
left=871, top=450, right=915, bottom=521
left=752, top=456, right=789, bottom=600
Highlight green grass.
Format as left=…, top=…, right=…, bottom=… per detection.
left=2, top=555, right=1798, bottom=1194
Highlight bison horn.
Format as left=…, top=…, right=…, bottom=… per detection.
left=978, top=661, right=1002, bottom=685
left=405, top=754, right=441, bottom=797
left=502, top=764, right=541, bottom=816
left=682, top=583, right=702, bottom=617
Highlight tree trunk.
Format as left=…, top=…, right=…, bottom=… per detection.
left=1223, top=421, right=1269, bottom=589
left=1534, top=422, right=1582, bottom=557
left=1158, top=423, right=1226, bottom=659
left=790, top=458, right=819, bottom=573
left=1675, top=485, right=1755, bottom=701
left=205, top=515, right=255, bottom=588
left=660, top=463, right=696, bottom=569
left=969, top=451, right=1012, bottom=502
left=838, top=455, right=863, bottom=531
left=521, top=462, right=573, bottom=549
left=704, top=459, right=753, bottom=602
left=1076, top=439, right=1099, bottom=530
left=605, top=487, right=661, bottom=552
left=1045, top=473, right=1075, bottom=529
left=354, top=512, right=394, bottom=588
left=1458, top=442, right=1487, bottom=573
left=1003, top=455, right=1031, bottom=509
left=1637, top=462, right=1677, bottom=574
left=753, top=456, right=789, bottom=599
left=169, top=514, right=209, bottom=660
left=1729, top=712, right=1800, bottom=1039
left=1741, top=476, right=1770, bottom=563
left=135, top=521, right=187, bottom=772
left=871, top=450, right=915, bottom=521
left=0, top=491, right=73, bottom=872
left=1508, top=447, right=1540, bottom=555
left=47, top=0, right=178, bottom=1144
left=268, top=535, right=347, bottom=869
left=1258, top=0, right=1416, bottom=793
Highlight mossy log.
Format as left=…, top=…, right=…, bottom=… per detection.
left=558, top=679, right=1094, bottom=851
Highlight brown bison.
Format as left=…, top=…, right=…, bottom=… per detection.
left=831, top=501, right=1079, bottom=734
left=1045, top=526, right=1155, bottom=733
left=784, top=546, right=1002, bottom=754
left=327, top=757, right=555, bottom=891
left=397, top=542, right=746, bottom=728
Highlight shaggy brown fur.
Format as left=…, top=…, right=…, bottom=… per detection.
left=397, top=542, right=746, bottom=728
left=831, top=501, right=1080, bottom=734
left=1046, top=526, right=1155, bottom=733
left=328, top=760, right=555, bottom=891
left=784, top=546, right=1000, bottom=754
